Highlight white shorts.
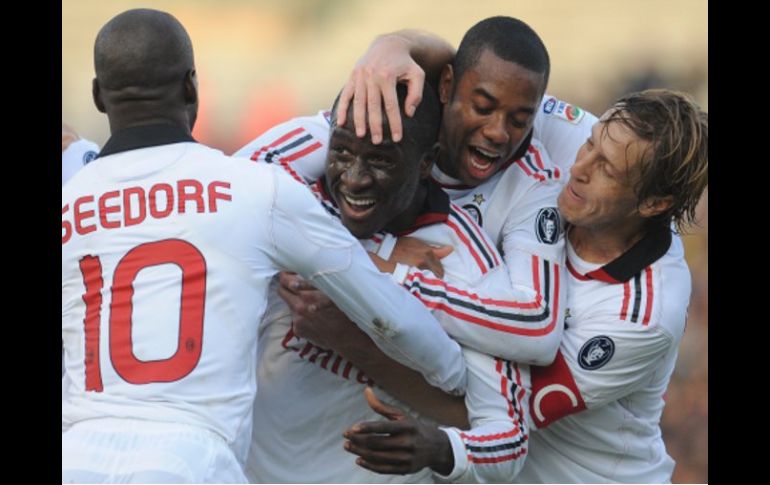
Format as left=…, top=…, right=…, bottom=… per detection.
left=62, top=418, right=247, bottom=483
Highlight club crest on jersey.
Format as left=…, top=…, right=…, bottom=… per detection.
left=535, top=207, right=561, bottom=244
left=83, top=150, right=97, bottom=164
left=543, top=97, right=557, bottom=114
left=578, top=336, right=615, bottom=370
left=462, top=204, right=483, bottom=226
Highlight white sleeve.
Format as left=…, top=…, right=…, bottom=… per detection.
left=533, top=95, right=598, bottom=173
left=268, top=168, right=466, bottom=394
left=559, top=320, right=673, bottom=407
left=436, top=349, right=528, bottom=482
left=62, top=138, right=99, bottom=186
left=523, top=321, right=674, bottom=430
left=496, top=180, right=566, bottom=366
left=401, top=261, right=561, bottom=365
left=233, top=111, right=331, bottom=184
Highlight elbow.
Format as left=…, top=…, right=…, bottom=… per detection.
left=509, top=332, right=561, bottom=366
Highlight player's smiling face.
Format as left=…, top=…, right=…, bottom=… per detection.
left=558, top=110, right=651, bottom=230
left=438, top=48, right=544, bottom=186
left=325, top=122, right=423, bottom=239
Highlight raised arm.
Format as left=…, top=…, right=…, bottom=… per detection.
left=337, top=29, right=455, bottom=144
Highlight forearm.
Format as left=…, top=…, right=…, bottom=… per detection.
left=332, top=325, right=469, bottom=429
left=377, top=29, right=454, bottom=88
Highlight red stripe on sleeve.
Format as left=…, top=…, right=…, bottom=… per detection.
left=452, top=205, right=500, bottom=266
left=249, top=127, right=305, bottom=161
left=446, top=219, right=488, bottom=274
left=642, top=267, right=654, bottom=325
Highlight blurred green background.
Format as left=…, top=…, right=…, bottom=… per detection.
left=62, top=1, right=708, bottom=482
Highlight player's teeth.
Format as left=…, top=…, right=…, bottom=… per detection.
left=344, top=195, right=375, bottom=206
left=476, top=147, right=499, bottom=158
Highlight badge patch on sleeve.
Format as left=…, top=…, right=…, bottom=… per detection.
left=462, top=204, right=483, bottom=226
left=535, top=207, right=561, bottom=244
left=543, top=97, right=557, bottom=114
left=552, top=101, right=586, bottom=124
left=83, top=150, right=97, bottom=164
left=578, top=336, right=615, bottom=370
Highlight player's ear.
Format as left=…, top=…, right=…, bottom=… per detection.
left=438, top=65, right=454, bottom=104
left=419, top=142, right=440, bottom=180
left=639, top=195, right=673, bottom=219
left=92, top=78, right=106, bottom=113
left=184, top=68, right=198, bottom=105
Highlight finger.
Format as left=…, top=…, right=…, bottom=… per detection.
left=364, top=387, right=407, bottom=421
left=402, top=68, right=425, bottom=118
left=366, top=77, right=384, bottom=144
left=353, top=72, right=368, bottom=138
left=355, top=457, right=412, bottom=475
left=345, top=420, right=407, bottom=437
left=344, top=429, right=412, bottom=453
left=430, top=244, right=454, bottom=259
left=345, top=441, right=413, bottom=467
left=299, top=290, right=332, bottom=313
left=277, top=285, right=307, bottom=315
left=278, top=272, right=313, bottom=292
left=336, top=78, right=355, bottom=128
left=419, top=253, right=444, bottom=279
left=381, top=82, right=402, bottom=143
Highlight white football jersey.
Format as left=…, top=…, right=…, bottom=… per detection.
left=513, top=228, right=689, bottom=483
left=62, top=126, right=466, bottom=464
left=248, top=181, right=528, bottom=483
left=234, top=97, right=580, bottom=366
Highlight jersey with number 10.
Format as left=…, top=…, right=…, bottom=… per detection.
left=61, top=140, right=466, bottom=463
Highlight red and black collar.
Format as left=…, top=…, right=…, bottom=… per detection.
left=98, top=123, right=196, bottom=158
left=315, top=176, right=450, bottom=235
left=568, top=225, right=672, bottom=284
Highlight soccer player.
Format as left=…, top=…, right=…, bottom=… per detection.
left=61, top=9, right=466, bottom=483
left=237, top=16, right=572, bottom=366
left=248, top=83, right=529, bottom=483
left=343, top=89, right=708, bottom=483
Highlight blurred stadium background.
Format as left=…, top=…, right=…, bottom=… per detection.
left=62, top=1, right=708, bottom=482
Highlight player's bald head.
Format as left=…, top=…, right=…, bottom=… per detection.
left=94, top=8, right=194, bottom=90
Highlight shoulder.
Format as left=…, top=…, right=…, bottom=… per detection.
left=506, top=139, right=564, bottom=187
left=535, top=94, right=598, bottom=130
left=233, top=111, right=331, bottom=159
left=650, top=243, right=692, bottom=337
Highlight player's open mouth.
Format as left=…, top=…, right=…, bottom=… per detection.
left=567, top=183, right=582, bottom=201
left=339, top=193, right=377, bottom=220
left=467, top=146, right=501, bottom=179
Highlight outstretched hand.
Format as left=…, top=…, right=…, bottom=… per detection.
left=343, top=387, right=454, bottom=476
left=277, top=271, right=352, bottom=349
left=391, top=237, right=452, bottom=278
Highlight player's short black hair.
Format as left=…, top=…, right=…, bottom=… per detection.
left=454, top=16, right=550, bottom=88
left=94, top=8, right=194, bottom=90
left=330, top=82, right=441, bottom=157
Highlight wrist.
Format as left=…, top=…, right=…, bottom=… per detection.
left=428, top=427, right=454, bottom=476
